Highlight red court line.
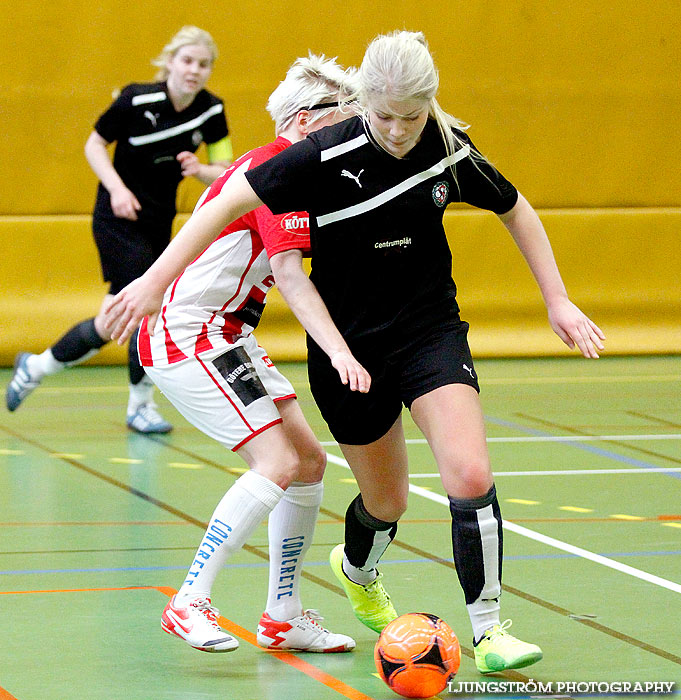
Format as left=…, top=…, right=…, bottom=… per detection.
left=156, top=586, right=376, bottom=700
left=0, top=585, right=376, bottom=700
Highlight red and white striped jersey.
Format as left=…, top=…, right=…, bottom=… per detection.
left=138, top=136, right=310, bottom=367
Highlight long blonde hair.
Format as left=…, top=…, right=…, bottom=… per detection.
left=151, top=26, right=218, bottom=80
left=349, top=30, right=471, bottom=162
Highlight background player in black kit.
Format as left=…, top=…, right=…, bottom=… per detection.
left=104, top=30, right=605, bottom=674
left=6, top=25, right=232, bottom=433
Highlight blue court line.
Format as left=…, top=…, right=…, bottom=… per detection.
left=2, top=550, right=680, bottom=577
left=486, top=415, right=681, bottom=481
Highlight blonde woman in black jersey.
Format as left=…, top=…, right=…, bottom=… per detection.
left=6, top=26, right=231, bottom=434
left=105, top=30, right=604, bottom=674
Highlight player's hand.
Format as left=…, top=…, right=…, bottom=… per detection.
left=102, top=276, right=164, bottom=345
left=330, top=351, right=372, bottom=393
left=548, top=297, right=606, bottom=358
left=177, top=151, right=201, bottom=177
left=110, top=185, right=141, bottom=220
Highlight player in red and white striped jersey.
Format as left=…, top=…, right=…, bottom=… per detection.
left=147, top=55, right=361, bottom=654
left=138, top=140, right=310, bottom=367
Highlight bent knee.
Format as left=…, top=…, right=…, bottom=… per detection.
left=254, top=451, right=301, bottom=490
left=295, top=443, right=327, bottom=483
left=363, top=492, right=408, bottom=523
left=440, top=456, right=493, bottom=498
left=93, top=313, right=113, bottom=342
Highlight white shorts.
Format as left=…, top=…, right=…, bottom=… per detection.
left=145, top=335, right=296, bottom=451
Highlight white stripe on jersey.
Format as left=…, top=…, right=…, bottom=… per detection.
left=320, top=134, right=368, bottom=162
left=316, top=145, right=471, bottom=227
left=128, top=103, right=224, bottom=146
left=131, top=92, right=167, bottom=106
left=146, top=228, right=272, bottom=365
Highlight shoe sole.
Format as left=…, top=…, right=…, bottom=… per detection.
left=258, top=641, right=354, bottom=653
left=126, top=423, right=173, bottom=434
left=477, top=650, right=543, bottom=674
left=161, top=619, right=239, bottom=653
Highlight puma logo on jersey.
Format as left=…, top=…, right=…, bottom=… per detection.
left=144, top=110, right=159, bottom=128
left=341, top=169, right=364, bottom=188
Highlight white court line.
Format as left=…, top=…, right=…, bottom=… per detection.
left=411, top=434, right=681, bottom=444
left=408, top=467, right=681, bottom=477
left=324, top=452, right=681, bottom=595
left=320, top=434, right=681, bottom=446
left=481, top=374, right=681, bottom=385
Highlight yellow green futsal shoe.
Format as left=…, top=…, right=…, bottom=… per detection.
left=473, top=620, right=543, bottom=674
left=329, top=544, right=397, bottom=633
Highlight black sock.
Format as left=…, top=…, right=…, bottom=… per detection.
left=344, top=493, right=398, bottom=570
left=128, top=327, right=145, bottom=385
left=51, top=318, right=107, bottom=363
left=449, top=484, right=503, bottom=605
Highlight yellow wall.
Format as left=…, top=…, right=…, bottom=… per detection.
left=1, top=209, right=679, bottom=365
left=1, top=2, right=679, bottom=214
left=1, top=3, right=679, bottom=363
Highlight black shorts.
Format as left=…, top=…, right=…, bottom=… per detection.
left=93, top=215, right=172, bottom=295
left=308, top=318, right=479, bottom=445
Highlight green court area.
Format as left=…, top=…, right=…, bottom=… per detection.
left=0, top=356, right=679, bottom=699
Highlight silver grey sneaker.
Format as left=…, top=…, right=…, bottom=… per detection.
left=126, top=403, right=173, bottom=434
left=6, top=353, right=40, bottom=412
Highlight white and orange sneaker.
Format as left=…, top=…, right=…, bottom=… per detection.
left=161, top=595, right=239, bottom=653
left=257, top=609, right=356, bottom=653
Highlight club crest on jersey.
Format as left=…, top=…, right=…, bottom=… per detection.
left=432, top=181, right=449, bottom=207
left=192, top=129, right=203, bottom=147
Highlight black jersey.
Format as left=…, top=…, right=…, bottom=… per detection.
left=245, top=116, right=517, bottom=346
left=94, top=82, right=228, bottom=225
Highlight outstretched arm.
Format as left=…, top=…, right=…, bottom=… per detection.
left=103, top=172, right=262, bottom=343
left=498, top=192, right=606, bottom=358
left=270, top=249, right=371, bottom=393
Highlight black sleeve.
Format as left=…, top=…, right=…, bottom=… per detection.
left=94, top=85, right=134, bottom=144
left=202, top=96, right=229, bottom=144
left=455, top=132, right=519, bottom=215
left=244, top=137, right=318, bottom=214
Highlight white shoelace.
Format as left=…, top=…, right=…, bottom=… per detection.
left=484, top=619, right=519, bottom=643
left=190, top=598, right=223, bottom=629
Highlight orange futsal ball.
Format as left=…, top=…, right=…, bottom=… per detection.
left=374, top=613, right=461, bottom=698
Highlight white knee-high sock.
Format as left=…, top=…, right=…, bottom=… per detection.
left=176, top=470, right=284, bottom=603
left=265, top=481, right=323, bottom=621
